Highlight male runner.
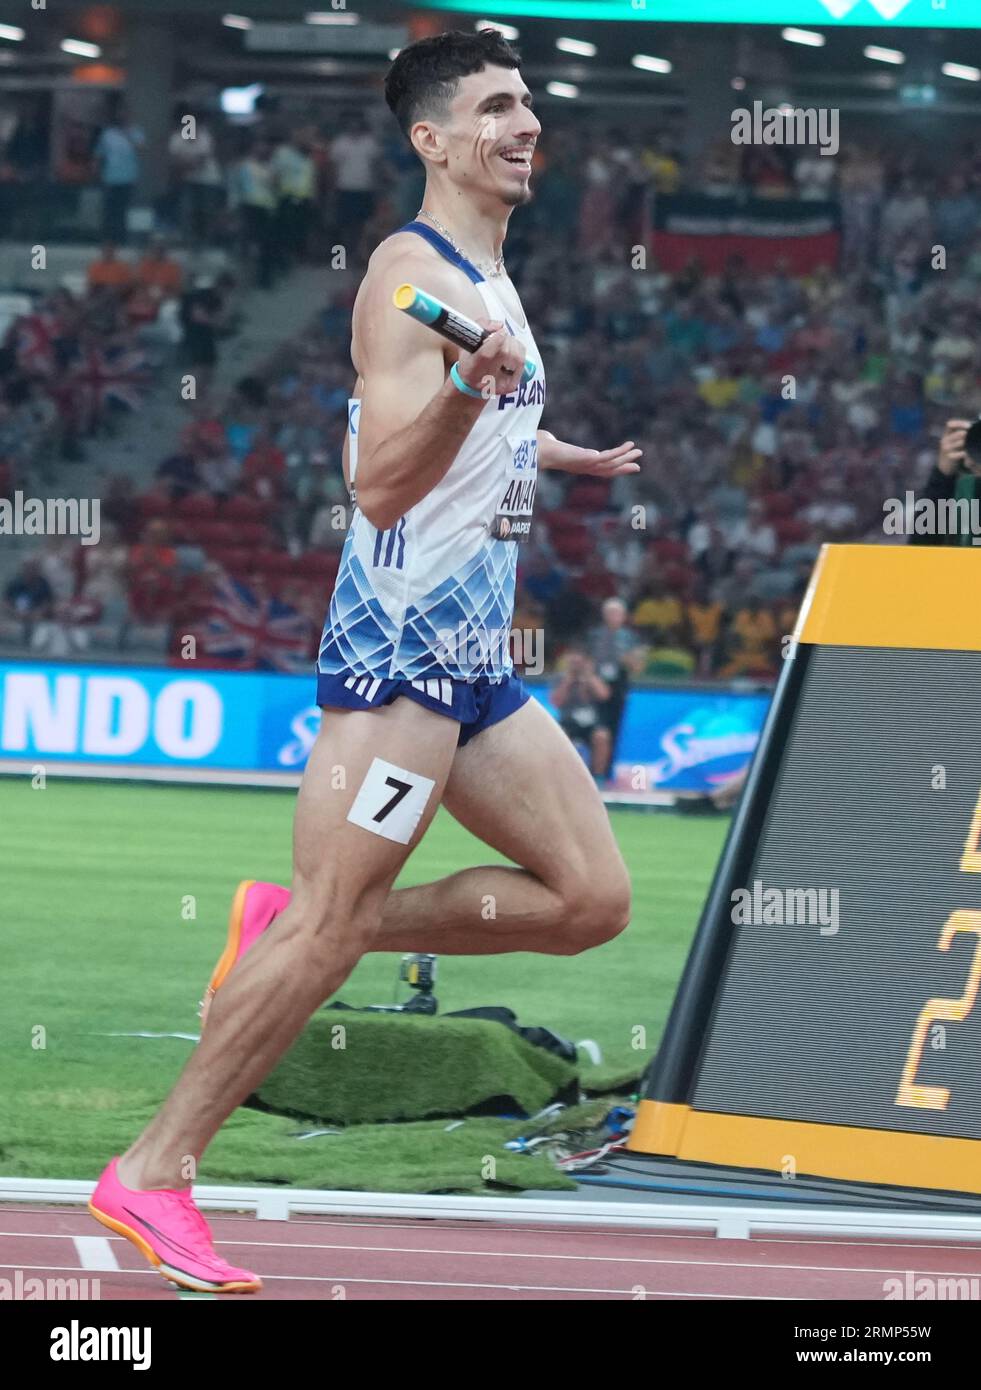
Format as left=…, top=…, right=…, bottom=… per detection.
left=89, top=29, right=640, bottom=1294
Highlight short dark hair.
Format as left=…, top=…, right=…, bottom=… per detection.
left=384, top=29, right=522, bottom=142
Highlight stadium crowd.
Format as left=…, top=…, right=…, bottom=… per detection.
left=2, top=102, right=980, bottom=683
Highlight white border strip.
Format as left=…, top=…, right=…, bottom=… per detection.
left=2, top=1178, right=981, bottom=1243
left=0, top=761, right=684, bottom=805
left=0, top=760, right=303, bottom=789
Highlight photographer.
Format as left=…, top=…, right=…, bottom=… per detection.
left=551, top=649, right=612, bottom=779
left=587, top=596, right=646, bottom=779
left=909, top=418, right=979, bottom=547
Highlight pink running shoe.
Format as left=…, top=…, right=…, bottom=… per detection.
left=199, top=879, right=291, bottom=1029
left=89, top=1158, right=262, bottom=1294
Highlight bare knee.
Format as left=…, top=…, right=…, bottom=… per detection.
left=290, top=879, right=386, bottom=977
left=553, top=862, right=632, bottom=955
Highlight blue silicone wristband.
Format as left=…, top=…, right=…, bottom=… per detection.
left=450, top=361, right=485, bottom=399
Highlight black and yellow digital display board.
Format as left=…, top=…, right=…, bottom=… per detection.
left=629, top=546, right=981, bottom=1196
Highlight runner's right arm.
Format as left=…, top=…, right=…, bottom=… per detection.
left=353, top=254, right=525, bottom=531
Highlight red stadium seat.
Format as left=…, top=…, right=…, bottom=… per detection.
left=296, top=550, right=340, bottom=578
left=176, top=492, right=218, bottom=518
left=574, top=571, right=618, bottom=600
left=222, top=495, right=265, bottom=523
left=186, top=519, right=234, bottom=548
left=172, top=518, right=206, bottom=545
left=566, top=480, right=611, bottom=513
left=252, top=549, right=295, bottom=576
left=551, top=529, right=593, bottom=567
left=653, top=538, right=688, bottom=565
left=763, top=492, right=793, bottom=519
left=205, top=521, right=240, bottom=547
left=774, top=516, right=808, bottom=545
left=543, top=508, right=585, bottom=535
left=235, top=521, right=273, bottom=547
left=209, top=546, right=253, bottom=577
left=139, top=491, right=172, bottom=519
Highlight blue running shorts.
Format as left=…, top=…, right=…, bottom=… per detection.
left=316, top=671, right=530, bottom=747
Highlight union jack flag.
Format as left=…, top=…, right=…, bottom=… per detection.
left=197, top=575, right=313, bottom=673
left=11, top=311, right=60, bottom=377
left=72, top=343, right=150, bottom=428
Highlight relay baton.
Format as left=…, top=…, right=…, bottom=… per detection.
left=393, top=283, right=536, bottom=384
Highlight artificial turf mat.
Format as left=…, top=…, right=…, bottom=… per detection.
left=256, top=1010, right=579, bottom=1124
left=0, top=775, right=726, bottom=1193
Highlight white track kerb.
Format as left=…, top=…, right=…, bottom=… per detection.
left=2, top=1178, right=981, bottom=1243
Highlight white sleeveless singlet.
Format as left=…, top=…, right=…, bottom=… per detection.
left=317, top=220, right=547, bottom=683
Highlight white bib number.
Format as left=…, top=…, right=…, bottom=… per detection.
left=347, top=757, right=435, bottom=845
left=491, top=437, right=538, bottom=543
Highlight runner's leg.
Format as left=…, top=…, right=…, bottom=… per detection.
left=371, top=696, right=631, bottom=956
left=117, top=697, right=459, bottom=1190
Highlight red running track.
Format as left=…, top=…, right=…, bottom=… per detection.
left=2, top=1203, right=981, bottom=1299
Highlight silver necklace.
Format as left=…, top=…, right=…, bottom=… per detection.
left=416, top=209, right=505, bottom=279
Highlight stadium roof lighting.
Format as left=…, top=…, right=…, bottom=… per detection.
left=0, top=24, right=25, bottom=42
left=306, top=11, right=360, bottom=22
left=781, top=27, right=825, bottom=47
left=221, top=13, right=253, bottom=28
left=941, top=61, right=981, bottom=81
left=632, top=54, right=672, bottom=74
left=476, top=20, right=520, bottom=39
left=556, top=37, right=596, bottom=56
left=546, top=81, right=579, bottom=98
left=864, top=45, right=905, bottom=64
left=61, top=39, right=102, bottom=59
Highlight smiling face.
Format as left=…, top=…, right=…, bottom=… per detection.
left=419, top=65, right=541, bottom=208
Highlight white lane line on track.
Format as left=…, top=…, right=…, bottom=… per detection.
left=0, top=1263, right=801, bottom=1298
left=189, top=1218, right=981, bottom=1253
left=7, top=1209, right=981, bottom=1256
left=3, top=1232, right=979, bottom=1280
left=71, top=1237, right=119, bottom=1271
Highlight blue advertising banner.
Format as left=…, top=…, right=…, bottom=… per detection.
left=0, top=662, right=769, bottom=794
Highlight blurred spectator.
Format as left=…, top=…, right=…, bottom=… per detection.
left=330, top=110, right=379, bottom=248
left=687, top=578, right=724, bottom=677
left=632, top=577, right=684, bottom=644
left=136, top=238, right=184, bottom=300
left=87, top=243, right=135, bottom=295
left=233, top=136, right=278, bottom=289
left=578, top=137, right=619, bottom=257
left=4, top=556, right=54, bottom=643
left=156, top=447, right=203, bottom=500
left=273, top=129, right=317, bottom=265
left=880, top=176, right=932, bottom=263
left=908, top=418, right=979, bottom=547
left=551, top=648, right=612, bottom=777
left=241, top=431, right=287, bottom=503
left=102, top=473, right=143, bottom=543
left=128, top=518, right=177, bottom=571
left=167, top=107, right=225, bottom=243
left=720, top=600, right=778, bottom=679
left=587, top=597, right=645, bottom=779
left=838, top=143, right=885, bottom=272
left=94, top=96, right=145, bottom=244
left=180, top=279, right=224, bottom=399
